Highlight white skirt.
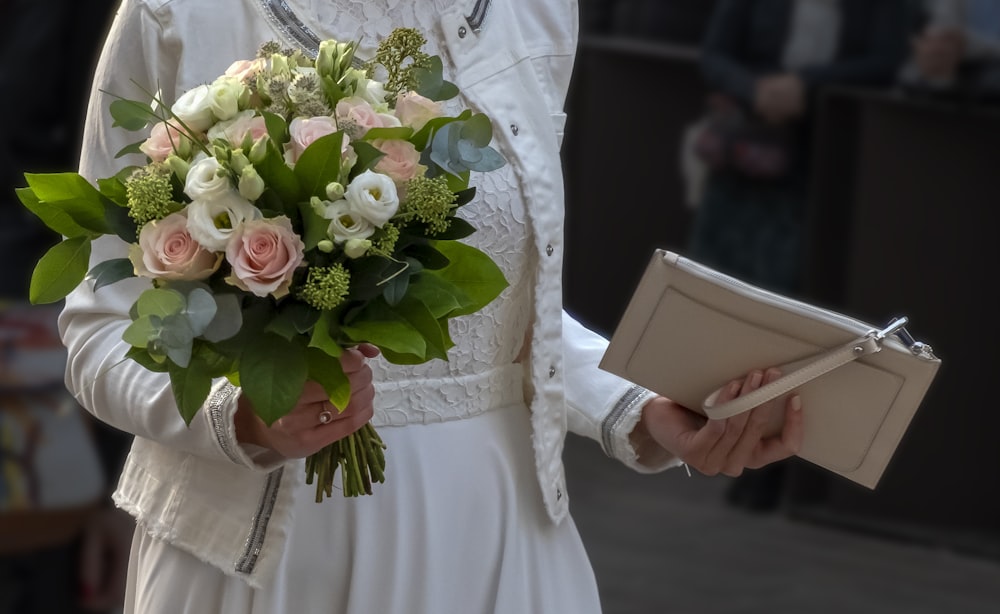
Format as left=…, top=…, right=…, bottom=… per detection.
left=123, top=404, right=602, bottom=614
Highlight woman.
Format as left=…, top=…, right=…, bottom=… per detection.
left=61, top=1, right=803, bottom=612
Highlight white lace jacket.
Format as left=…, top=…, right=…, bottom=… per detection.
left=59, top=0, right=677, bottom=588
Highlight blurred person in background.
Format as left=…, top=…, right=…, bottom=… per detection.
left=0, top=1, right=133, bottom=612
left=899, top=0, right=1000, bottom=102
left=685, top=0, right=910, bottom=511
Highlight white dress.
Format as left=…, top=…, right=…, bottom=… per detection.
left=122, top=1, right=604, bottom=612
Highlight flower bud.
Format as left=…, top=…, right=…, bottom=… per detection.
left=238, top=166, right=266, bottom=201
left=344, top=238, right=371, bottom=259
left=249, top=135, right=270, bottom=164
left=316, top=40, right=337, bottom=78
left=317, top=239, right=335, bottom=253
left=270, top=54, right=290, bottom=77
left=325, top=181, right=345, bottom=200
left=166, top=154, right=191, bottom=182
left=230, top=149, right=250, bottom=174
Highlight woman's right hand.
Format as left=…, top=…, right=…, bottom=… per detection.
left=234, top=344, right=379, bottom=458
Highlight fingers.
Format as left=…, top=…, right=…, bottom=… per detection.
left=719, top=368, right=783, bottom=476
left=747, top=394, right=803, bottom=469
left=699, top=371, right=764, bottom=475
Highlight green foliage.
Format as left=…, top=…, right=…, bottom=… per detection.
left=29, top=237, right=92, bottom=304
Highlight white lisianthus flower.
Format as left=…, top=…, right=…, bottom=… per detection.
left=184, top=154, right=232, bottom=201
left=171, top=85, right=215, bottom=132
left=319, top=199, right=375, bottom=244
left=344, top=170, right=399, bottom=227
left=208, top=76, right=246, bottom=121
left=185, top=192, right=263, bottom=251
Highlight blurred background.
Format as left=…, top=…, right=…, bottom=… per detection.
left=2, top=0, right=999, bottom=613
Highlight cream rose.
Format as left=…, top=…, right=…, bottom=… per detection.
left=394, top=91, right=443, bottom=131
left=208, top=76, right=246, bottom=122
left=318, top=199, right=376, bottom=244
left=225, top=216, right=305, bottom=298
left=184, top=155, right=232, bottom=201
left=171, top=85, right=215, bottom=132
left=284, top=116, right=339, bottom=164
left=186, top=191, right=263, bottom=252
left=225, top=58, right=266, bottom=83
left=372, top=139, right=426, bottom=187
left=129, top=212, right=221, bottom=281
left=344, top=170, right=399, bottom=227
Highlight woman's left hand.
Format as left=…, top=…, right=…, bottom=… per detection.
left=634, top=368, right=804, bottom=476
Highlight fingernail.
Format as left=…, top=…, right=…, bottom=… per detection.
left=791, top=395, right=802, bottom=412
left=729, top=381, right=741, bottom=396
left=750, top=371, right=762, bottom=388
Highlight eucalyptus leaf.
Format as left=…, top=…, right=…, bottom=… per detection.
left=86, top=258, right=135, bottom=292
left=160, top=314, right=196, bottom=368
left=136, top=288, right=186, bottom=318
left=123, top=315, right=159, bottom=348
left=465, top=146, right=505, bottom=173
left=184, top=288, right=218, bottom=336
left=240, top=334, right=309, bottom=425
left=202, top=293, right=243, bottom=343
left=126, top=346, right=169, bottom=373
left=29, top=237, right=92, bottom=304
left=460, top=113, right=494, bottom=148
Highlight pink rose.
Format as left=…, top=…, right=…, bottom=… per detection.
left=208, top=110, right=268, bottom=147
left=372, top=139, right=426, bottom=188
left=129, top=212, right=221, bottom=281
left=335, top=97, right=400, bottom=138
left=225, top=216, right=304, bottom=298
left=225, top=58, right=266, bottom=83
left=285, top=116, right=338, bottom=164
left=394, top=91, right=443, bottom=131
left=139, top=122, right=190, bottom=163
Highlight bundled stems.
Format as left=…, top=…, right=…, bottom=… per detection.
left=305, top=423, right=387, bottom=502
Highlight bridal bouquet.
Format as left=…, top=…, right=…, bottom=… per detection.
left=17, top=29, right=508, bottom=500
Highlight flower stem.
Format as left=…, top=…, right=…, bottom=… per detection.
left=306, top=422, right=387, bottom=502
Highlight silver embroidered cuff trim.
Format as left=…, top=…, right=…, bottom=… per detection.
left=601, top=384, right=649, bottom=459
left=259, top=0, right=322, bottom=56
left=208, top=382, right=243, bottom=465
left=235, top=468, right=284, bottom=575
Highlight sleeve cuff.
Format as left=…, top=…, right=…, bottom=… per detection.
left=203, top=380, right=287, bottom=472
left=601, top=385, right=684, bottom=474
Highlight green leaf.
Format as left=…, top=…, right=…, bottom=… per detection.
left=86, top=258, right=135, bottom=292
left=394, top=296, right=449, bottom=361
left=261, top=111, right=289, bottom=144
left=306, top=348, right=351, bottom=410
left=460, top=113, right=494, bottom=148
left=97, top=177, right=129, bottom=206
left=410, top=110, right=471, bottom=151
left=192, top=342, right=237, bottom=379
left=406, top=273, right=469, bottom=318
left=256, top=139, right=300, bottom=209
left=29, top=237, right=92, bottom=304
left=381, top=272, right=410, bottom=306
left=427, top=240, right=508, bottom=317
left=294, top=131, right=344, bottom=198
left=297, top=200, right=332, bottom=251
left=201, top=293, right=243, bottom=343
left=453, top=187, right=477, bottom=208
left=136, top=288, right=186, bottom=318
left=16, top=188, right=91, bottom=238
left=348, top=141, right=385, bottom=179
left=341, top=300, right=427, bottom=358
left=427, top=217, right=475, bottom=240
left=403, top=243, right=450, bottom=270
left=412, top=56, right=459, bottom=102
left=123, top=315, right=159, bottom=347
left=167, top=357, right=214, bottom=425
left=240, top=334, right=309, bottom=425
left=308, top=310, right=344, bottom=358
left=102, top=198, right=138, bottom=243
left=361, top=126, right=414, bottom=142
left=24, top=173, right=114, bottom=235
left=109, top=98, right=155, bottom=131
left=115, top=141, right=147, bottom=159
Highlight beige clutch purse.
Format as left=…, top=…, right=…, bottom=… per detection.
left=599, top=250, right=941, bottom=488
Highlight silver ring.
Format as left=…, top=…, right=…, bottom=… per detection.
left=318, top=410, right=334, bottom=425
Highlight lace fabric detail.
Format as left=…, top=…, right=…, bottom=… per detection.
left=269, top=1, right=534, bottom=424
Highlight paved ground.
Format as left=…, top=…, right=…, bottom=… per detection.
left=562, top=435, right=1000, bottom=614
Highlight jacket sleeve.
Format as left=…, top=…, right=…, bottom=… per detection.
left=561, top=310, right=682, bottom=474
left=57, top=0, right=281, bottom=472
left=700, top=0, right=759, bottom=105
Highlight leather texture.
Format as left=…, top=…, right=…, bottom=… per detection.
left=600, top=250, right=941, bottom=489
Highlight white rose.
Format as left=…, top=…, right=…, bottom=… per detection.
left=208, top=76, right=246, bottom=121
left=185, top=192, right=263, bottom=251
left=344, top=170, right=399, bottom=227
left=184, top=155, right=232, bottom=201
left=319, top=199, right=375, bottom=244
left=171, top=85, right=215, bottom=132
